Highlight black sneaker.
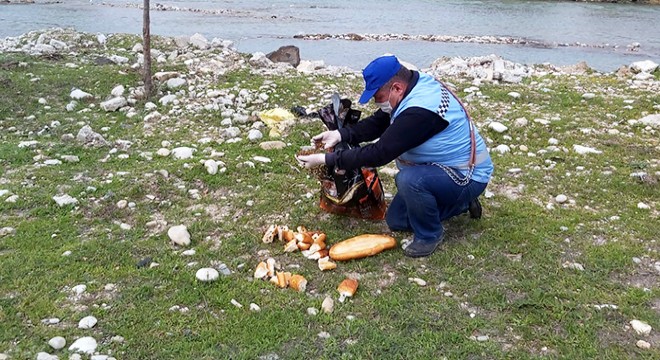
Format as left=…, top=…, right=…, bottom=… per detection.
left=403, top=236, right=444, bottom=258
left=468, top=198, right=482, bottom=219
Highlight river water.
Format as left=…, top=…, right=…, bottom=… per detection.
left=2, top=0, right=659, bottom=72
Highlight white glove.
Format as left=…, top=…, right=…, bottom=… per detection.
left=295, top=153, right=326, bottom=169
left=312, top=130, right=341, bottom=150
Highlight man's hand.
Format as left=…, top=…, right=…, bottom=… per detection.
left=296, top=153, right=326, bottom=169
left=312, top=130, right=341, bottom=150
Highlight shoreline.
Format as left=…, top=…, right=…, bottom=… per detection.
left=1, top=28, right=658, bottom=79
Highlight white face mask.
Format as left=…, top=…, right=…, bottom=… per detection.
left=375, top=86, right=394, bottom=114
left=375, top=100, right=393, bottom=114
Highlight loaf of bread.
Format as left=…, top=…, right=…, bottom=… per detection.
left=329, top=234, right=397, bottom=261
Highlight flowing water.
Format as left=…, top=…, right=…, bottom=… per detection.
left=2, top=0, right=659, bottom=71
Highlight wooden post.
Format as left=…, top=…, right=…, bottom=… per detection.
left=143, top=0, right=153, bottom=98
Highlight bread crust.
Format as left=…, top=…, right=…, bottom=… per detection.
left=329, top=234, right=397, bottom=261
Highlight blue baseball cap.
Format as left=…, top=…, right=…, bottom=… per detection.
left=359, top=55, right=402, bottom=104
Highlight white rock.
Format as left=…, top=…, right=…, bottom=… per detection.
left=253, top=156, right=271, bottom=163
left=171, top=147, right=195, bottom=160
left=168, top=225, right=191, bottom=246
left=196, top=268, right=220, bottom=282
left=307, top=307, right=319, bottom=316
left=582, top=93, right=596, bottom=100
left=44, top=159, right=62, bottom=166
left=204, top=159, right=218, bottom=175
left=548, top=138, right=559, bottom=145
left=514, top=117, right=528, bottom=127
left=476, top=335, right=489, bottom=342
left=248, top=129, right=263, bottom=142
left=156, top=148, right=170, bottom=157
left=630, top=320, right=652, bottom=335
left=111, top=85, right=125, bottom=97
left=318, top=331, right=331, bottom=339
left=636, top=340, right=651, bottom=349
left=488, top=122, right=508, bottom=133
left=230, top=299, right=243, bottom=308
left=53, top=194, right=78, bottom=207
left=109, top=55, right=129, bottom=64
left=61, top=155, right=80, bottom=163
left=190, top=33, right=209, bottom=49
left=563, top=262, right=585, bottom=271
left=630, top=60, right=659, bottom=73
left=159, top=94, right=177, bottom=105
left=18, top=140, right=39, bottom=148
left=70, top=89, right=93, bottom=100
left=249, top=303, right=261, bottom=312
left=167, top=78, right=187, bottom=89
left=48, top=336, right=66, bottom=350
left=321, top=297, right=334, bottom=314
left=494, top=144, right=510, bottom=154
left=508, top=91, right=521, bottom=99
left=555, top=194, right=568, bottom=204
left=68, top=337, right=98, bottom=354
left=409, top=278, right=427, bottom=286
left=71, top=284, right=87, bottom=295
left=249, top=52, right=273, bottom=68
left=573, top=145, right=602, bottom=155
left=116, top=200, right=128, bottom=209
left=638, top=114, right=660, bottom=128
left=637, top=202, right=650, bottom=210
left=100, top=97, right=127, bottom=112
left=5, top=195, right=18, bottom=203
left=36, top=352, right=58, bottom=360
left=78, top=316, right=98, bottom=329
left=181, top=249, right=196, bottom=256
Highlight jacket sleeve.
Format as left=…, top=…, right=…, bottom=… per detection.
left=337, top=110, right=391, bottom=145
left=326, top=107, right=449, bottom=170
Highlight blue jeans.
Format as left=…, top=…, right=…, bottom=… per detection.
left=385, top=165, right=488, bottom=243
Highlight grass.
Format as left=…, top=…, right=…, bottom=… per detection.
left=1, top=30, right=659, bottom=359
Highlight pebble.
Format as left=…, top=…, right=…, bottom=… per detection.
left=78, top=315, right=98, bottom=329
left=259, top=141, right=286, bottom=150
left=488, top=121, right=508, bottom=133
left=636, top=340, right=651, bottom=349
left=195, top=268, right=219, bottom=282
left=168, top=225, right=191, bottom=246
left=62, top=251, right=72, bottom=256
left=181, top=249, right=196, bottom=256
left=321, top=297, right=334, bottom=314
left=318, top=332, right=331, bottom=339
left=111, top=335, right=125, bottom=343
left=171, top=147, right=195, bottom=160
left=253, top=156, right=271, bottom=163
left=249, top=303, right=261, bottom=312
left=156, top=148, right=170, bottom=157
left=562, top=262, right=585, bottom=271
left=494, top=144, right=510, bottom=154
left=48, top=336, right=66, bottom=350
left=204, top=159, right=219, bottom=175
left=230, top=299, right=243, bottom=308
left=637, top=202, right=650, bottom=210
left=68, top=337, right=98, bottom=354
left=248, top=129, right=263, bottom=141
left=307, top=307, right=319, bottom=316
left=36, top=352, right=58, bottom=360
left=507, top=91, right=521, bottom=99
left=582, top=93, right=596, bottom=99
left=555, top=194, right=568, bottom=204
left=476, top=335, right=489, bottom=342
left=71, top=284, right=87, bottom=295
left=409, top=277, right=427, bottom=286
left=630, top=320, right=652, bottom=335
left=52, top=194, right=78, bottom=207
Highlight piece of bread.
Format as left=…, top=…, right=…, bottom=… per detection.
left=329, top=234, right=397, bottom=261
left=254, top=261, right=268, bottom=279
left=262, top=224, right=278, bottom=243
left=337, top=278, right=359, bottom=302
left=284, top=239, right=298, bottom=252
left=318, top=256, right=337, bottom=271
left=289, top=274, right=307, bottom=292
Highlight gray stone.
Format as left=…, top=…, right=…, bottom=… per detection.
left=70, top=89, right=93, bottom=100
left=48, top=336, right=66, bottom=350
left=266, top=45, right=300, bottom=67
left=76, top=125, right=109, bottom=147
left=167, top=78, right=187, bottom=89
left=100, top=97, right=127, bottom=112
left=248, top=129, right=263, bottom=142
left=639, top=114, right=660, bottom=128
left=249, top=52, right=273, bottom=68
left=190, top=33, right=209, bottom=49
left=68, top=337, right=97, bottom=354
left=259, top=141, right=286, bottom=150
left=630, top=60, right=658, bottom=73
